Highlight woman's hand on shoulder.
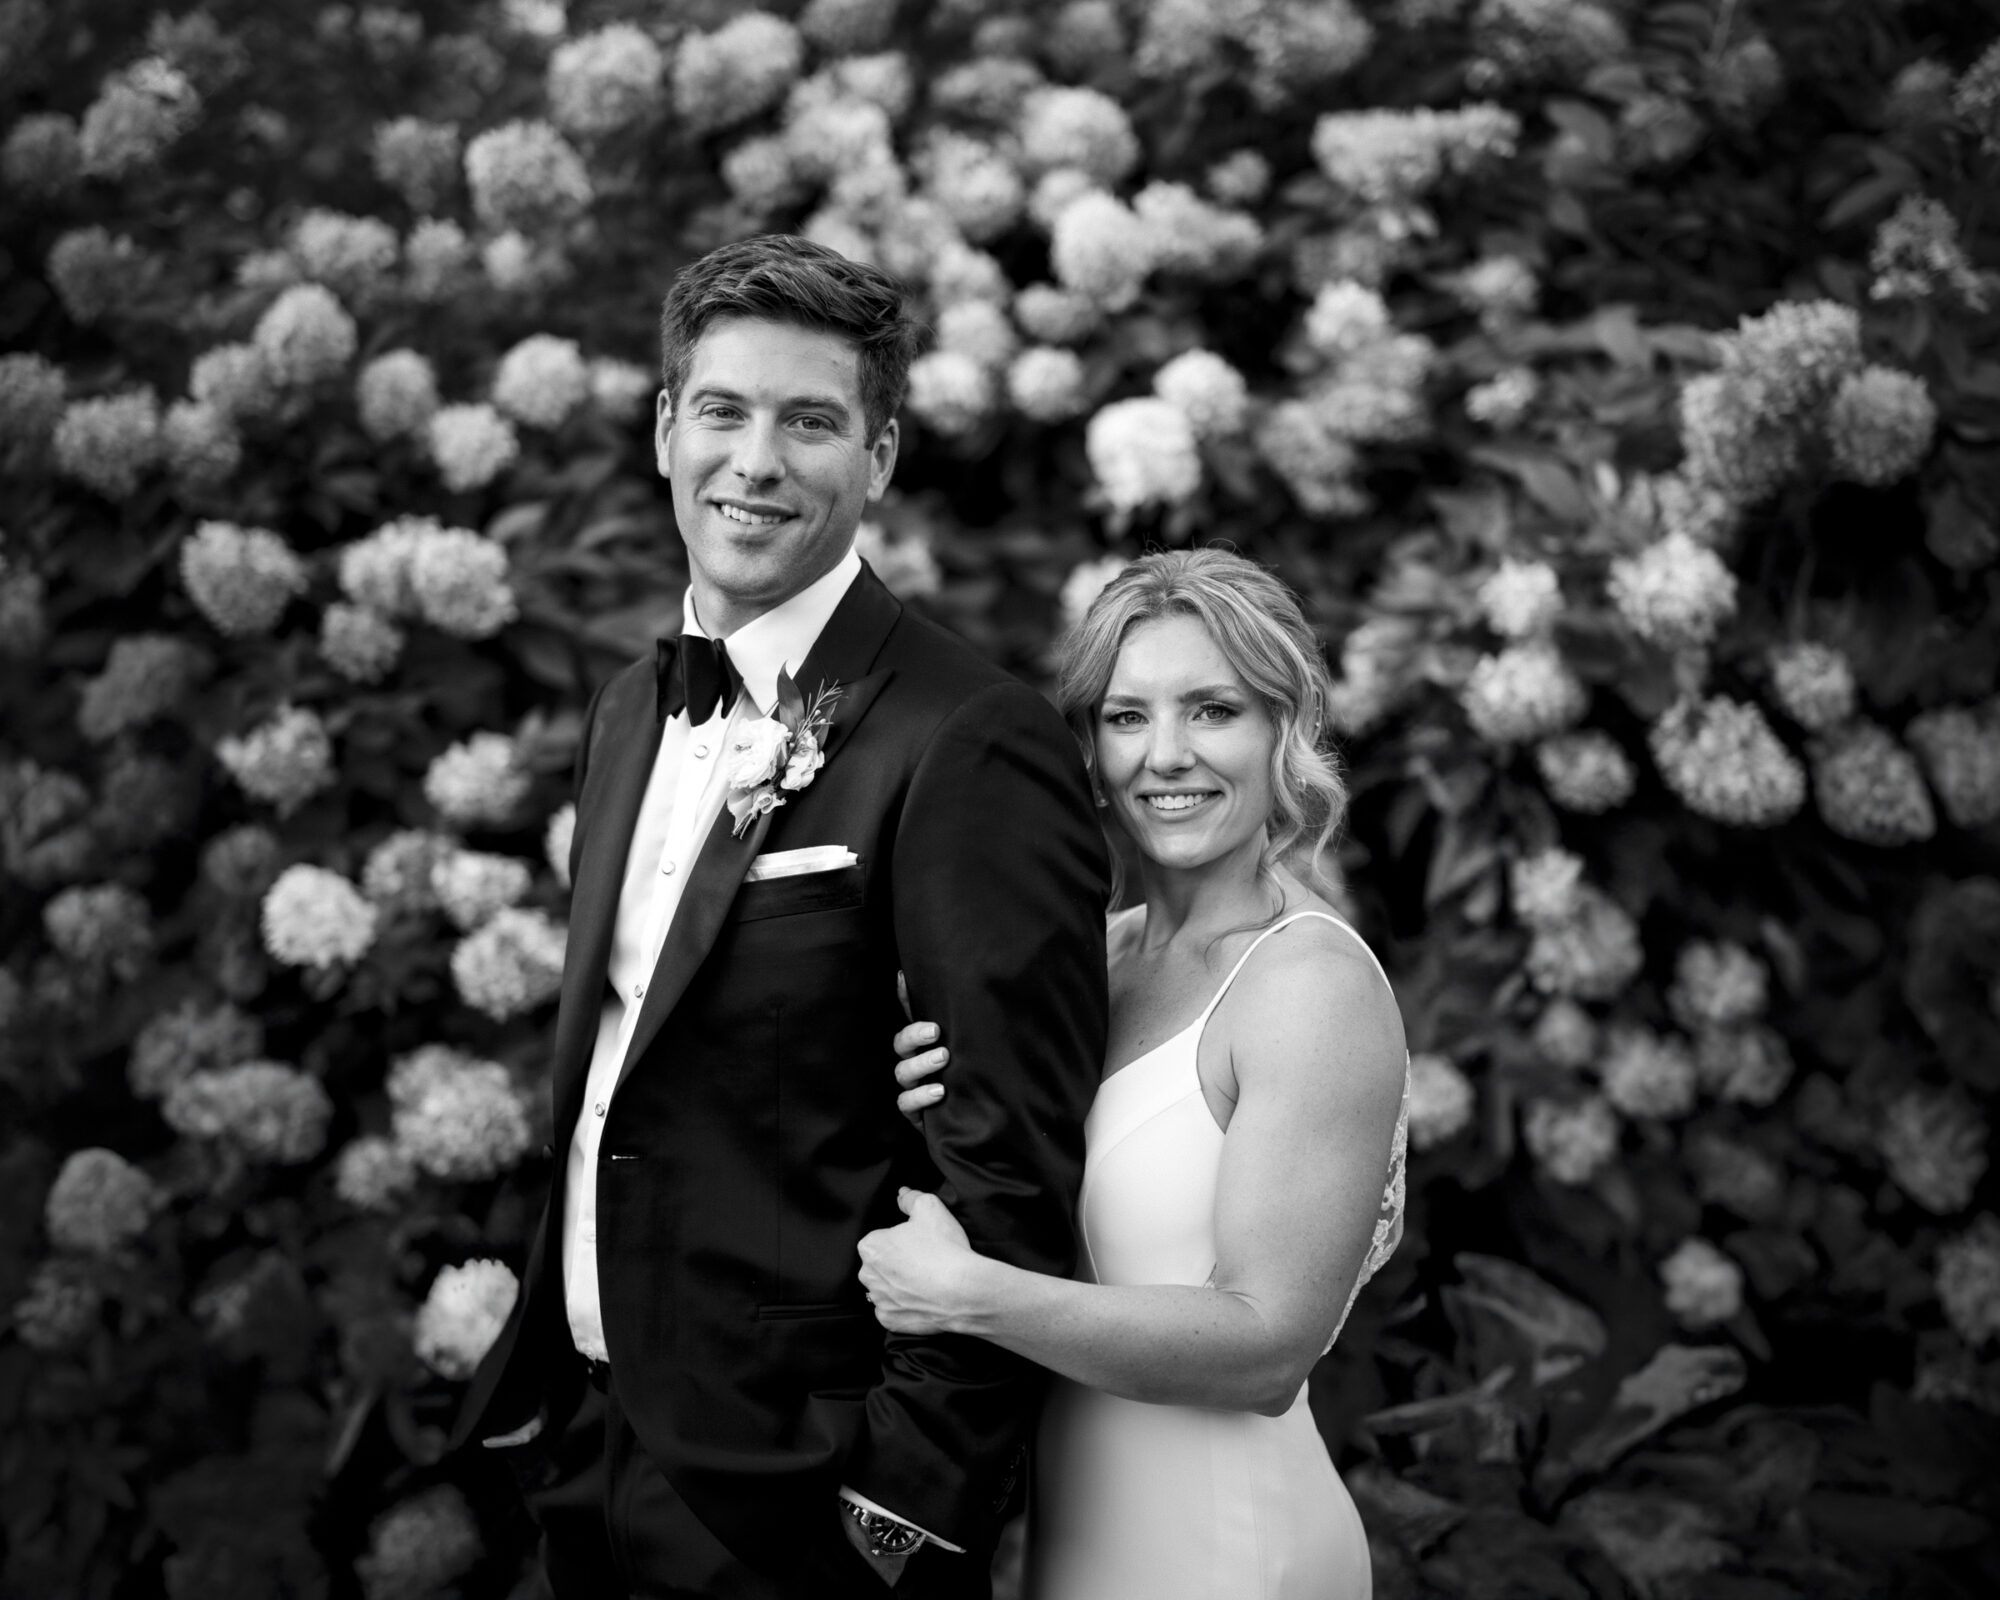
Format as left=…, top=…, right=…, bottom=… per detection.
left=891, top=969, right=949, bottom=1124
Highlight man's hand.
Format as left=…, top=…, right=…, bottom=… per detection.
left=837, top=1502, right=913, bottom=1588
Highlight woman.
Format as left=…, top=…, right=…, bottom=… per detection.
left=857, top=549, right=1409, bottom=1599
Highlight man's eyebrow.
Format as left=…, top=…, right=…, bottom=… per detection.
left=685, top=382, right=853, bottom=419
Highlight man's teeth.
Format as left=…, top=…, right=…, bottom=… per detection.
left=1147, top=794, right=1210, bottom=812
left=717, top=503, right=786, bottom=525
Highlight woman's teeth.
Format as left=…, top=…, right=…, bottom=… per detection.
left=717, top=503, right=785, bottom=525
left=1147, top=793, right=1211, bottom=812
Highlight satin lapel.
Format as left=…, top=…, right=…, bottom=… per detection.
left=550, top=670, right=662, bottom=1138
left=611, top=565, right=905, bottom=1093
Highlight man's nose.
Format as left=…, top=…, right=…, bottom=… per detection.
left=731, top=416, right=785, bottom=483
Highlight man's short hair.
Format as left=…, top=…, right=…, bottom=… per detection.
left=658, top=234, right=923, bottom=442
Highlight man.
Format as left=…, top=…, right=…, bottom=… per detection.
left=454, top=235, right=1111, bottom=1600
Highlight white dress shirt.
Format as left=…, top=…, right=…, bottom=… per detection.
left=562, top=546, right=863, bottom=1360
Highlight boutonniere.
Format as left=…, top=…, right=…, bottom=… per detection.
left=724, top=670, right=843, bottom=838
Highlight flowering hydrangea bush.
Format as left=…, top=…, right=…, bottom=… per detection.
left=5, top=2, right=1998, bottom=1596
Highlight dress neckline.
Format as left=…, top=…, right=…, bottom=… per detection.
left=1098, top=909, right=1356, bottom=1088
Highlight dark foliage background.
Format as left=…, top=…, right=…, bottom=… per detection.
left=3, top=0, right=1998, bottom=1595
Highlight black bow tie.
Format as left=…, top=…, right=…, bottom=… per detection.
left=655, top=634, right=742, bottom=726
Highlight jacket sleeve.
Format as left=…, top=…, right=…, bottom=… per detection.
left=842, top=678, right=1110, bottom=1550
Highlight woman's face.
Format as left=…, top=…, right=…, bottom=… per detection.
left=1094, top=614, right=1278, bottom=875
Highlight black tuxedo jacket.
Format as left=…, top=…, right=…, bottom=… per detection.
left=455, top=565, right=1110, bottom=1584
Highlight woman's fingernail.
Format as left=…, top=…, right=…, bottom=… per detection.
left=920, top=1025, right=938, bottom=1042
left=924, top=1085, right=943, bottom=1099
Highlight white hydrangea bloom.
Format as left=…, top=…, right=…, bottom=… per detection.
left=673, top=12, right=805, bottom=137
left=179, top=521, right=306, bottom=637
left=1524, top=885, right=1644, bottom=1001
left=1059, top=555, right=1131, bottom=632
left=320, top=602, right=405, bottom=683
left=547, top=23, right=663, bottom=138
left=1937, top=1216, right=2000, bottom=1348
left=1311, top=104, right=1520, bottom=204
left=1007, top=346, right=1088, bottom=422
left=464, top=119, right=592, bottom=232
left=1667, top=940, right=1767, bottom=1029
left=162, top=399, right=241, bottom=488
left=1607, top=533, right=1738, bottom=651
left=1599, top=1027, right=1698, bottom=1120
left=1465, top=368, right=1540, bottom=428
left=935, top=300, right=1019, bottom=370
left=1014, top=284, right=1101, bottom=345
left=355, top=350, right=439, bottom=442
left=428, top=403, right=519, bottom=492
left=451, top=907, right=566, bottom=1020
left=1407, top=1053, right=1475, bottom=1151
left=492, top=334, right=590, bottom=428
left=1531, top=998, right=1598, bottom=1069
left=253, top=284, right=358, bottom=388
left=1132, top=182, right=1262, bottom=282
left=1659, top=1238, right=1743, bottom=1328
left=372, top=116, right=461, bottom=213
left=1086, top=397, right=1202, bottom=512
left=854, top=522, right=943, bottom=601
left=363, top=829, right=455, bottom=914
left=53, top=391, right=162, bottom=499
left=405, top=218, right=474, bottom=300
left=1153, top=350, right=1248, bottom=440
left=1826, top=365, right=1938, bottom=484
left=544, top=802, right=576, bottom=888
left=1907, top=703, right=2000, bottom=828
left=1811, top=722, right=1936, bottom=846
left=12, top=1260, right=102, bottom=1352
left=391, top=1051, right=532, bottom=1180
left=414, top=1260, right=519, bottom=1380
left=288, top=209, right=399, bottom=300
left=162, top=1061, right=334, bottom=1164
left=1509, top=848, right=1584, bottom=929
left=1523, top=1095, right=1619, bottom=1185
left=1017, top=86, right=1139, bottom=185
left=261, top=864, right=380, bottom=969
left=216, top=704, right=337, bottom=816
left=1304, top=280, right=1393, bottom=360
left=44, top=1148, right=156, bottom=1255
left=425, top=732, right=530, bottom=825
left=919, top=132, right=1025, bottom=244
left=1050, top=191, right=1156, bottom=310
left=1028, top=167, right=1100, bottom=232
left=1650, top=697, right=1806, bottom=826
left=1693, top=1024, right=1793, bottom=1106
left=906, top=351, right=995, bottom=438
left=333, top=1135, right=417, bottom=1211
left=1461, top=642, right=1588, bottom=744
left=431, top=850, right=533, bottom=930
left=1476, top=559, right=1561, bottom=639
left=189, top=342, right=280, bottom=423
left=1880, top=1087, right=1986, bottom=1214
left=590, top=358, right=656, bottom=422
left=79, top=57, right=200, bottom=178
left=1766, top=641, right=1855, bottom=731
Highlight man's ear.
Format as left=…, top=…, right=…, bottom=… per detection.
left=654, top=387, right=675, bottom=476
left=866, top=417, right=899, bottom=502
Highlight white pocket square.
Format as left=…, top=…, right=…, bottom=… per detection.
left=746, top=846, right=859, bottom=881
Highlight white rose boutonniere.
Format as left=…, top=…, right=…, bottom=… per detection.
left=725, top=670, right=843, bottom=837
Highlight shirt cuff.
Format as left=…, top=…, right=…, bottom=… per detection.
left=838, top=1487, right=967, bottom=1554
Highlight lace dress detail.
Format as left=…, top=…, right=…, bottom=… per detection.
left=1331, top=1073, right=1408, bottom=1351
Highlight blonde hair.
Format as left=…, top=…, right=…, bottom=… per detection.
left=1055, top=548, right=1347, bottom=902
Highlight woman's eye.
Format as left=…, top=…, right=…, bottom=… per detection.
left=1195, top=702, right=1238, bottom=722
left=1103, top=709, right=1142, bottom=727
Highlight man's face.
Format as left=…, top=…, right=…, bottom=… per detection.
left=657, top=316, right=898, bottom=637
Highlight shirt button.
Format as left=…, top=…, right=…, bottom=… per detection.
left=633, top=982, right=645, bottom=998
left=594, top=1102, right=605, bottom=1117
left=694, top=743, right=709, bottom=758
left=660, top=861, right=676, bottom=876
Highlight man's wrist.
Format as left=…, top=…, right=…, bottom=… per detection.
left=840, top=1496, right=925, bottom=1558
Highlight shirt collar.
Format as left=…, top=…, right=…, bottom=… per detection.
left=681, top=546, right=862, bottom=715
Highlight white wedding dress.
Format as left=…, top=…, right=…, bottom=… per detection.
left=1026, top=911, right=1408, bottom=1600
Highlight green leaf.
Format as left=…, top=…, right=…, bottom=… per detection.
left=1441, top=1254, right=1608, bottom=1389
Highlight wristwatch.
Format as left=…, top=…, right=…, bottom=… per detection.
left=841, top=1498, right=926, bottom=1558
